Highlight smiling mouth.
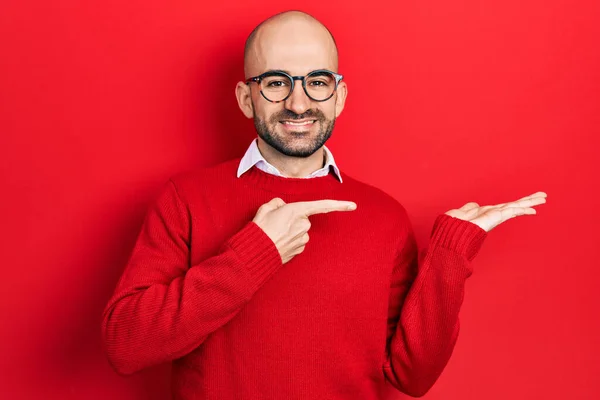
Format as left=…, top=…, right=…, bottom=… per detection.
left=280, top=120, right=317, bottom=126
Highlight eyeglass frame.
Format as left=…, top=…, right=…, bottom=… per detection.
left=245, top=69, right=344, bottom=103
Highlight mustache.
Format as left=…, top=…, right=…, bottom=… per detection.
left=270, top=109, right=325, bottom=123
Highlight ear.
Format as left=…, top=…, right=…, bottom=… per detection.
left=334, top=81, right=347, bottom=118
left=235, top=81, right=254, bottom=119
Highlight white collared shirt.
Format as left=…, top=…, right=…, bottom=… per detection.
left=237, top=138, right=343, bottom=182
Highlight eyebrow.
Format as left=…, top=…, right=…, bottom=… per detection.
left=264, top=69, right=291, bottom=74
left=262, top=68, right=331, bottom=75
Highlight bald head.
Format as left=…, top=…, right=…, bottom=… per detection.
left=243, top=11, right=339, bottom=78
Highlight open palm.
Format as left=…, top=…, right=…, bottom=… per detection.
left=445, top=191, right=548, bottom=233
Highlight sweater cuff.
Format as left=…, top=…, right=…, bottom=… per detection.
left=226, top=221, right=283, bottom=292
left=430, top=214, right=488, bottom=261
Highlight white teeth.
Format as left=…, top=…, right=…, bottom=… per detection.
left=283, top=120, right=314, bottom=126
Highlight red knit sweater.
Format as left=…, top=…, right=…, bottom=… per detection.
left=102, top=158, right=487, bottom=399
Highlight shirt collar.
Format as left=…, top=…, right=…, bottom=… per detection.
left=237, top=138, right=343, bottom=183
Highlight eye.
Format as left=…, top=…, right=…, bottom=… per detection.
left=309, top=80, right=328, bottom=87
left=265, top=79, right=289, bottom=87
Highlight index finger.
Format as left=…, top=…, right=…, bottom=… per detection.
left=292, top=200, right=357, bottom=216
left=492, top=191, right=548, bottom=208
left=516, top=191, right=548, bottom=201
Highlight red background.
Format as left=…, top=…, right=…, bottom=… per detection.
left=1, top=1, right=598, bottom=399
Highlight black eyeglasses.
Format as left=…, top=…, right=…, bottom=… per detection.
left=245, top=69, right=343, bottom=103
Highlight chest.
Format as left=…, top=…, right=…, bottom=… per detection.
left=189, top=192, right=401, bottom=318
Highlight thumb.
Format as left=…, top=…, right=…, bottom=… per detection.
left=266, top=197, right=286, bottom=210
left=255, top=197, right=286, bottom=220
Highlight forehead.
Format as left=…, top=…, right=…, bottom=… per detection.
left=249, top=21, right=337, bottom=76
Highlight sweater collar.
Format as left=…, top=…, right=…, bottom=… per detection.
left=236, top=161, right=343, bottom=195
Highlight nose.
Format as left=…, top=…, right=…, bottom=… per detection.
left=284, top=80, right=311, bottom=115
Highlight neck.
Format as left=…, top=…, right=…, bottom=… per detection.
left=256, top=137, right=326, bottom=178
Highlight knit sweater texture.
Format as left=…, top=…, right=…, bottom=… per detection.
left=102, top=158, right=488, bottom=399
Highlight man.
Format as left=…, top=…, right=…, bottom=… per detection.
left=102, top=10, right=547, bottom=399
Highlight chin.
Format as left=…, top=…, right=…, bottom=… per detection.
left=275, top=140, right=320, bottom=158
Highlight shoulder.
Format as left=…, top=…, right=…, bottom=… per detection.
left=339, top=171, right=414, bottom=244
left=153, top=157, right=242, bottom=207
left=168, top=158, right=241, bottom=191
left=340, top=171, right=409, bottom=219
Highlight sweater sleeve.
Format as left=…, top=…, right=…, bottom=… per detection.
left=382, top=211, right=487, bottom=397
left=101, top=179, right=283, bottom=375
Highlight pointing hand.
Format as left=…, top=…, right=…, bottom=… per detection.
left=253, top=198, right=357, bottom=264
